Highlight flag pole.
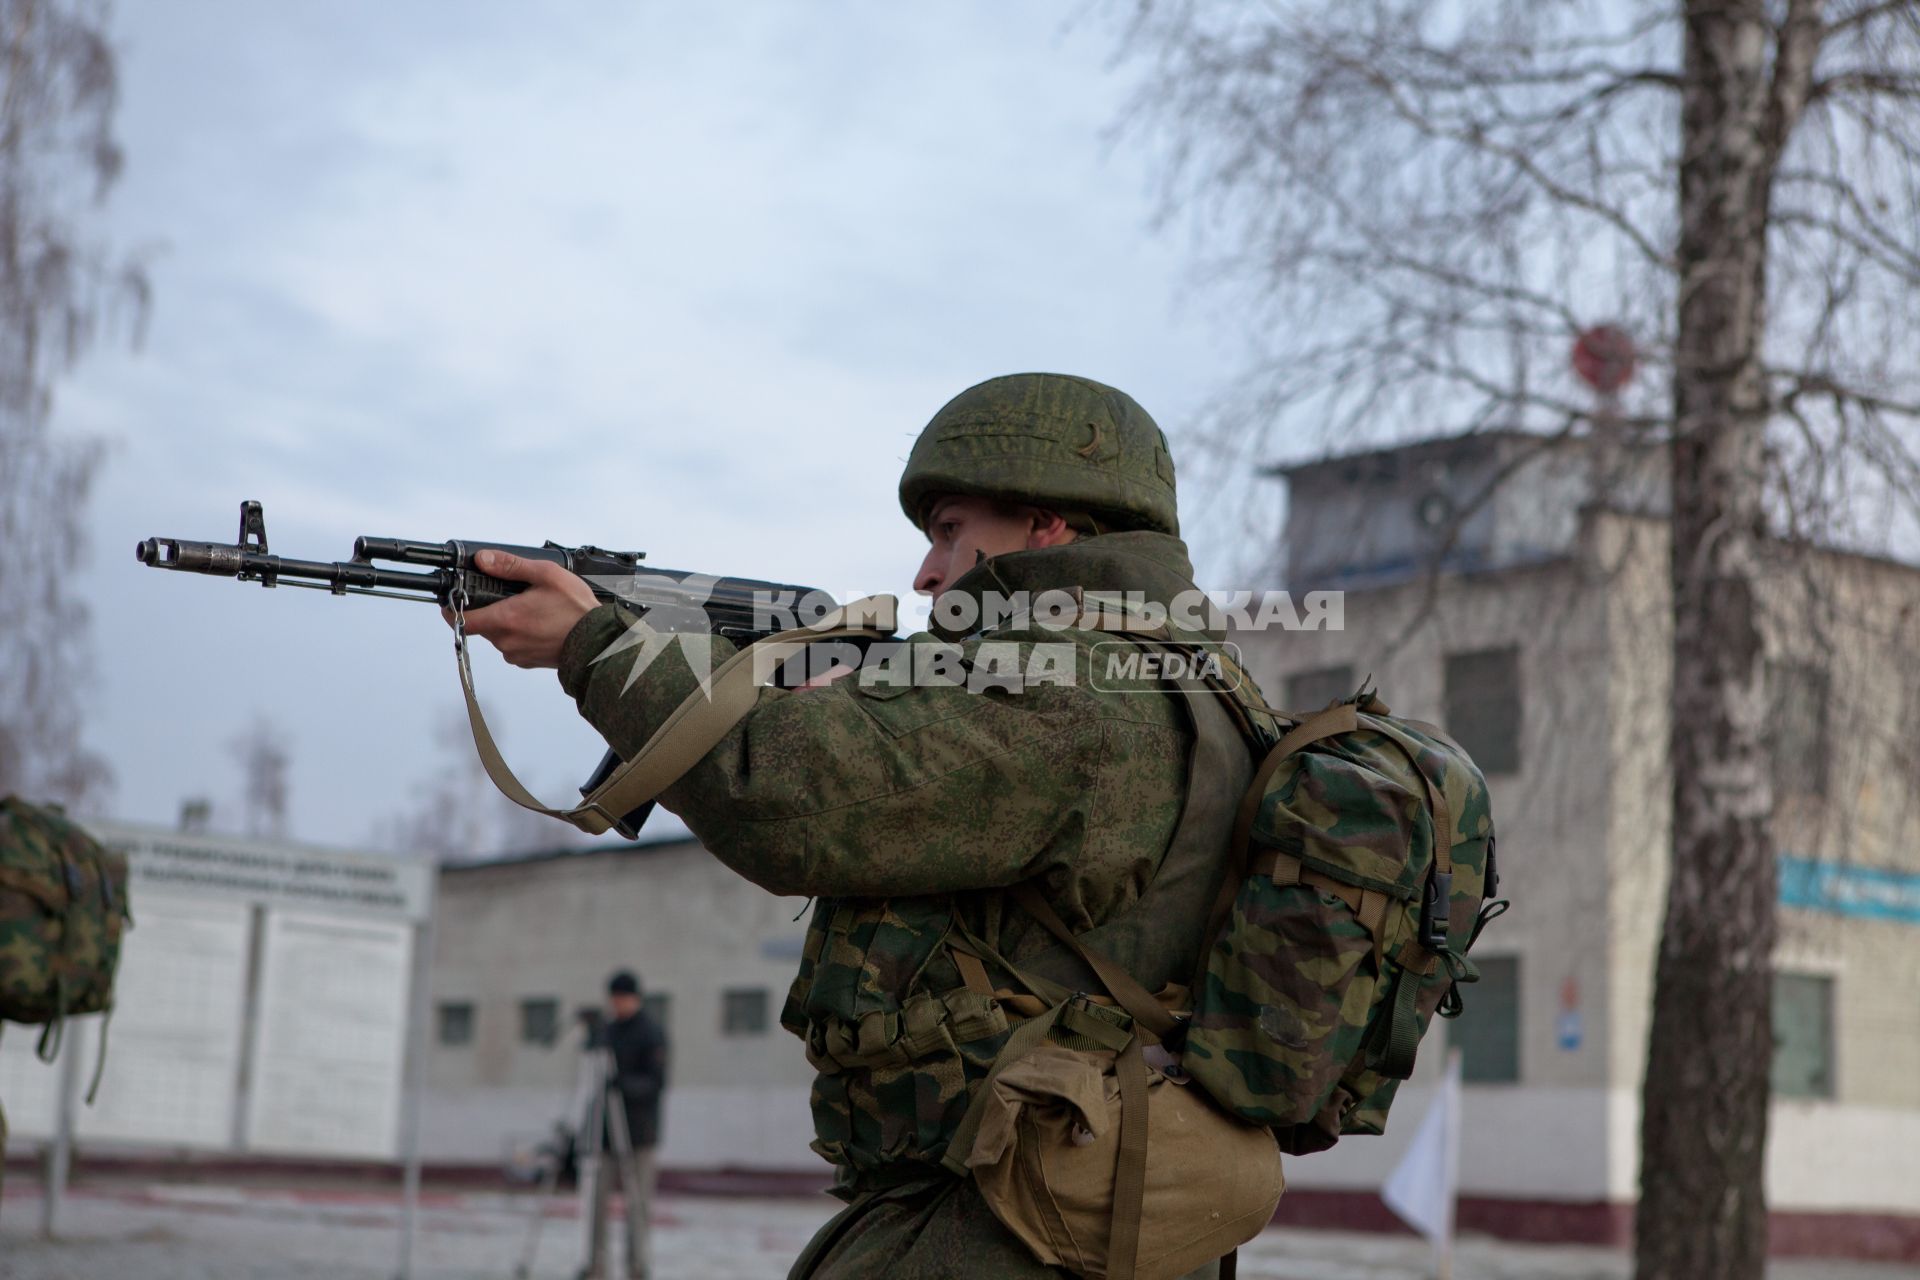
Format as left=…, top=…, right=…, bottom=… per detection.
left=1381, top=1044, right=1465, bottom=1280
left=1437, top=1047, right=1462, bottom=1280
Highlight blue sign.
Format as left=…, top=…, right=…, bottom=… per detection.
left=1555, top=1010, right=1583, bottom=1052
left=1778, top=855, right=1920, bottom=925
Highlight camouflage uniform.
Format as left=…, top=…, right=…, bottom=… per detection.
left=558, top=377, right=1266, bottom=1279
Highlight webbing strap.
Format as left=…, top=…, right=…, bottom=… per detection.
left=1108, top=1038, right=1151, bottom=1280
left=1196, top=702, right=1362, bottom=972
left=455, top=595, right=898, bottom=836
left=951, top=948, right=994, bottom=998
left=1231, top=703, right=1360, bottom=860
left=1009, top=883, right=1178, bottom=1043
left=0, top=866, right=64, bottom=913
left=1255, top=849, right=1393, bottom=945
left=941, top=1001, right=1070, bottom=1177
left=85, top=1007, right=112, bottom=1104
left=1378, top=966, right=1425, bottom=1080
left=947, top=919, right=1075, bottom=1010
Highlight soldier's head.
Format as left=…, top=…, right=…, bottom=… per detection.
left=911, top=496, right=1077, bottom=597
left=606, top=968, right=642, bottom=1019
left=899, top=372, right=1178, bottom=596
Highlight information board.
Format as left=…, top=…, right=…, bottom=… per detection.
left=77, top=900, right=252, bottom=1147
left=90, top=822, right=433, bottom=922
left=244, top=911, right=413, bottom=1158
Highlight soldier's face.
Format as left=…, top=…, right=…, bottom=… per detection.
left=608, top=992, right=641, bottom=1019
left=913, top=496, right=1075, bottom=596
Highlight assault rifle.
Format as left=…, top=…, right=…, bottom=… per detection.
left=138, top=501, right=855, bottom=838
left=137, top=501, right=824, bottom=643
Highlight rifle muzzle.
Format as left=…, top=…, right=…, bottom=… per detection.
left=136, top=538, right=248, bottom=576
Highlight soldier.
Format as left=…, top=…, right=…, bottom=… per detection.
left=460, top=373, right=1273, bottom=1279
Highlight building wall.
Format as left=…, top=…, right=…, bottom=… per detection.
left=1235, top=550, right=1619, bottom=1199
left=1242, top=507, right=1920, bottom=1214
left=1593, top=509, right=1920, bottom=1209
left=423, top=841, right=816, bottom=1170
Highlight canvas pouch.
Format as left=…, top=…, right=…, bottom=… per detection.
left=962, top=1040, right=1284, bottom=1280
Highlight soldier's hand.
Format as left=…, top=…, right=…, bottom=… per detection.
left=443, top=549, right=599, bottom=669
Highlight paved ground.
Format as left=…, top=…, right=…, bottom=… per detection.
left=0, top=1180, right=1911, bottom=1280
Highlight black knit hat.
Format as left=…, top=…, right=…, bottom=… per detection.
left=606, top=969, right=640, bottom=996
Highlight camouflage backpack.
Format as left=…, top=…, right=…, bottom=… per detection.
left=0, top=796, right=132, bottom=1070
left=1180, top=689, right=1507, bottom=1155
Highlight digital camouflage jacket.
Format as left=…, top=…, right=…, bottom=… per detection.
left=558, top=532, right=1271, bottom=1279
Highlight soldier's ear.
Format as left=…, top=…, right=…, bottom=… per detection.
left=1026, top=509, right=1074, bottom=550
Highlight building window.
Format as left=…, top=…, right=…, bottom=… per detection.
left=1771, top=972, right=1835, bottom=1099
left=1770, top=662, right=1830, bottom=798
left=437, top=1001, right=474, bottom=1047
left=642, top=991, right=672, bottom=1033
left=722, top=987, right=769, bottom=1036
left=1444, top=647, right=1522, bottom=776
left=519, top=997, right=560, bottom=1047
left=1284, top=664, right=1356, bottom=712
left=1452, top=955, right=1520, bottom=1083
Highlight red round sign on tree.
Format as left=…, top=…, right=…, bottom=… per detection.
left=1571, top=324, right=1637, bottom=394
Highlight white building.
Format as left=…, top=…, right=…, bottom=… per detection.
left=1234, top=431, right=1920, bottom=1255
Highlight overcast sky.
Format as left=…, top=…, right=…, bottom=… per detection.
left=58, top=2, right=1286, bottom=849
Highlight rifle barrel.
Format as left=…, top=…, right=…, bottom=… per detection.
left=137, top=537, right=450, bottom=599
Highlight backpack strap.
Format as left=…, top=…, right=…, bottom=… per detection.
left=1361, top=719, right=1462, bottom=1080
left=1109, top=1036, right=1152, bottom=1280
left=1008, top=883, right=1179, bottom=1043
left=1193, top=701, right=1362, bottom=980
left=1230, top=702, right=1360, bottom=858
left=1252, top=848, right=1393, bottom=951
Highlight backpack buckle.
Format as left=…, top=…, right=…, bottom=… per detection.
left=1418, top=869, right=1452, bottom=952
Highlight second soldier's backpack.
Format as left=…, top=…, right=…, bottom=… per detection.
left=1180, top=688, right=1506, bottom=1155
left=0, top=796, right=132, bottom=1068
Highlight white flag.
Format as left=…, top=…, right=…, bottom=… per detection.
left=1381, top=1047, right=1463, bottom=1258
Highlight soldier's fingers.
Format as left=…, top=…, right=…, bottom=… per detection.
left=477, top=549, right=566, bottom=586
left=459, top=602, right=512, bottom=640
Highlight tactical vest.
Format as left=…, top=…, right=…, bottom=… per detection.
left=778, top=664, right=1255, bottom=1188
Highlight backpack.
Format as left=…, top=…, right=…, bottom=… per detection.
left=1181, top=687, right=1506, bottom=1155
left=0, top=796, right=133, bottom=1082
left=946, top=671, right=1504, bottom=1280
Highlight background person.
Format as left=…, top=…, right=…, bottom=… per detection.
left=579, top=968, right=667, bottom=1280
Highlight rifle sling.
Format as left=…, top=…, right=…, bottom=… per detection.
left=455, top=595, right=898, bottom=837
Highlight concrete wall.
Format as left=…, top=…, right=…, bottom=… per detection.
left=1235, top=549, right=1620, bottom=1199
left=1593, top=510, right=1920, bottom=1209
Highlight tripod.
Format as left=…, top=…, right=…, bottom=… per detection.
left=512, top=1039, right=642, bottom=1280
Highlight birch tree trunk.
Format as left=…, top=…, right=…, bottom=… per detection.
left=1638, top=3, right=1822, bottom=1276
left=1112, top=4, right=1920, bottom=1275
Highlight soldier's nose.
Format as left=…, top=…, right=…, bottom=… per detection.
left=913, top=552, right=944, bottom=596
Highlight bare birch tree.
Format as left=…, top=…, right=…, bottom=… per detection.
left=373, top=704, right=588, bottom=863
left=0, top=0, right=145, bottom=807
left=228, top=715, right=291, bottom=841
left=1114, top=2, right=1920, bottom=1276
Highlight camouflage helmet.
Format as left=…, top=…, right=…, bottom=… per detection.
left=898, top=373, right=1179, bottom=536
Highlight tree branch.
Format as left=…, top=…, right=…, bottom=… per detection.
left=1769, top=0, right=1829, bottom=159
left=1808, top=69, right=1920, bottom=103
left=1825, top=0, right=1920, bottom=38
